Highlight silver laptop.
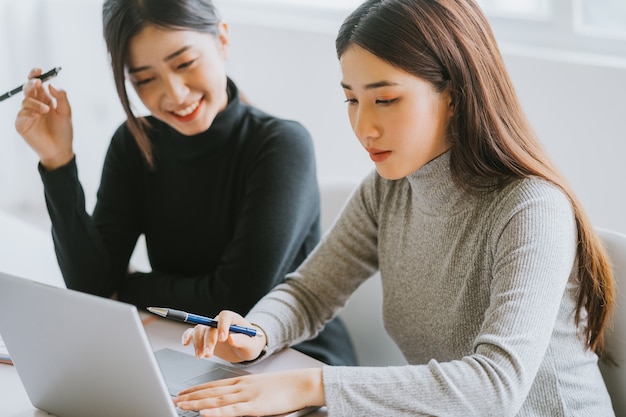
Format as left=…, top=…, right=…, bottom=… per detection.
left=0, top=272, right=318, bottom=417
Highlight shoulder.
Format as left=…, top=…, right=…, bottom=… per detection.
left=104, top=118, right=158, bottom=169
left=241, top=105, right=313, bottom=149
left=488, top=177, right=577, bottom=251
left=496, top=177, right=573, bottom=216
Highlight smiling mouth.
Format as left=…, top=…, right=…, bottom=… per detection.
left=173, top=101, right=200, bottom=117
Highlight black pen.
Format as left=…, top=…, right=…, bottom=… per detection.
left=147, top=307, right=262, bottom=338
left=0, top=67, right=62, bottom=102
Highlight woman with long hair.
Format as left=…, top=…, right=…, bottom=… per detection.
left=13, top=0, right=357, bottom=367
left=179, top=0, right=613, bottom=415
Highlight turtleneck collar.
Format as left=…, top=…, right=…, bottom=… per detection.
left=405, top=151, right=473, bottom=216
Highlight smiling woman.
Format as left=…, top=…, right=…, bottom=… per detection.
left=10, top=0, right=358, bottom=368
left=125, top=25, right=230, bottom=143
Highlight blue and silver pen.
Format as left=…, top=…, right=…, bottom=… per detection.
left=0, top=67, right=62, bottom=102
left=147, top=307, right=262, bottom=337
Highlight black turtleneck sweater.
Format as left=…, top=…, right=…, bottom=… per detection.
left=38, top=79, right=356, bottom=366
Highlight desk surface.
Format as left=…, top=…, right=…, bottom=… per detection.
left=0, top=312, right=327, bottom=417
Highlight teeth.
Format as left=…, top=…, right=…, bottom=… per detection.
left=174, top=101, right=199, bottom=117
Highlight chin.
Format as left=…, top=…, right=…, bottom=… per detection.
left=172, top=118, right=214, bottom=136
left=375, top=167, right=407, bottom=181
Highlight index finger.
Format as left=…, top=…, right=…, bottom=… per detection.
left=214, top=310, right=244, bottom=342
left=28, top=68, right=43, bottom=80
left=22, top=78, right=54, bottom=107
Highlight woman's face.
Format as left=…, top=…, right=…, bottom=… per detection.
left=340, top=45, right=453, bottom=180
left=126, top=23, right=229, bottom=136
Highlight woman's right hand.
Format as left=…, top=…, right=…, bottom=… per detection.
left=182, top=310, right=267, bottom=363
left=15, top=68, right=74, bottom=170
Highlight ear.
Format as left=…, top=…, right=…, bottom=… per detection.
left=216, top=21, right=230, bottom=60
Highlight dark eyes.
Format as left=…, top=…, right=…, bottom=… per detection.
left=134, top=77, right=155, bottom=87
left=132, top=59, right=197, bottom=87
left=344, top=98, right=398, bottom=105
left=177, top=59, right=196, bottom=70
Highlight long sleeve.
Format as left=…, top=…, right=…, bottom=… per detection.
left=246, top=153, right=613, bottom=416
left=40, top=156, right=135, bottom=297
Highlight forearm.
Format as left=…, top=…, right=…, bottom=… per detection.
left=40, top=158, right=118, bottom=296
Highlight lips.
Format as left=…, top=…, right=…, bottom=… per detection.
left=366, top=148, right=391, bottom=163
left=172, top=100, right=201, bottom=121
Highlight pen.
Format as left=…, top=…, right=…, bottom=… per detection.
left=0, top=67, right=62, bottom=102
left=147, top=307, right=262, bottom=338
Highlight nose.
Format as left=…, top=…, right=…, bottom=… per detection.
left=351, top=104, right=379, bottom=142
left=163, top=74, right=189, bottom=104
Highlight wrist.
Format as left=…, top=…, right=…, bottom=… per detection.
left=238, top=324, right=268, bottom=364
left=300, top=368, right=325, bottom=407
left=40, top=151, right=74, bottom=171
left=253, top=325, right=268, bottom=361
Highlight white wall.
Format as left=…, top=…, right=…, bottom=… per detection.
left=0, top=0, right=122, bottom=229
left=0, top=2, right=624, bottom=235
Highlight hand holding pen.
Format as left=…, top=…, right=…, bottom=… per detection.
left=147, top=307, right=262, bottom=337
left=14, top=67, right=75, bottom=171
left=0, top=67, right=61, bottom=102
left=149, top=308, right=268, bottom=363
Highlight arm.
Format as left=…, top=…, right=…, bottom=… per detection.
left=15, top=68, right=134, bottom=296
left=175, top=368, right=325, bottom=417
left=174, top=174, right=381, bottom=415
left=39, top=127, right=141, bottom=297
left=245, top=181, right=580, bottom=416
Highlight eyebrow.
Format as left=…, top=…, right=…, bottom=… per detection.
left=127, top=46, right=192, bottom=74
left=340, top=80, right=400, bottom=90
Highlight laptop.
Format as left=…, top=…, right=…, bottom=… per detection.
left=0, top=272, right=318, bottom=417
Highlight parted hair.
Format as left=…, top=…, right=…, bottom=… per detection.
left=102, top=0, right=222, bottom=168
left=337, top=0, right=615, bottom=358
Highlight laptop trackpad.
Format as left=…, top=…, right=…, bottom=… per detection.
left=154, top=348, right=249, bottom=396
left=183, top=367, right=245, bottom=386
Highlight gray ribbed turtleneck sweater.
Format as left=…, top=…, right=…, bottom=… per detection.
left=246, top=152, right=614, bottom=416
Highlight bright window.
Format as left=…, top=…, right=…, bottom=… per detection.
left=477, top=0, right=551, bottom=19
left=216, top=0, right=626, bottom=59
left=578, top=0, right=626, bottom=37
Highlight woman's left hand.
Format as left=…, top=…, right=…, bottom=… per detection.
left=174, top=368, right=325, bottom=417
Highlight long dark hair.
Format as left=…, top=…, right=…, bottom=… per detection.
left=337, top=0, right=614, bottom=357
left=102, top=0, right=222, bottom=167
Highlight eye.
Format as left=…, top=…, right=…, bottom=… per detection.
left=375, top=98, right=398, bottom=105
left=344, top=98, right=358, bottom=104
left=134, top=77, right=155, bottom=87
left=177, top=59, right=196, bottom=70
